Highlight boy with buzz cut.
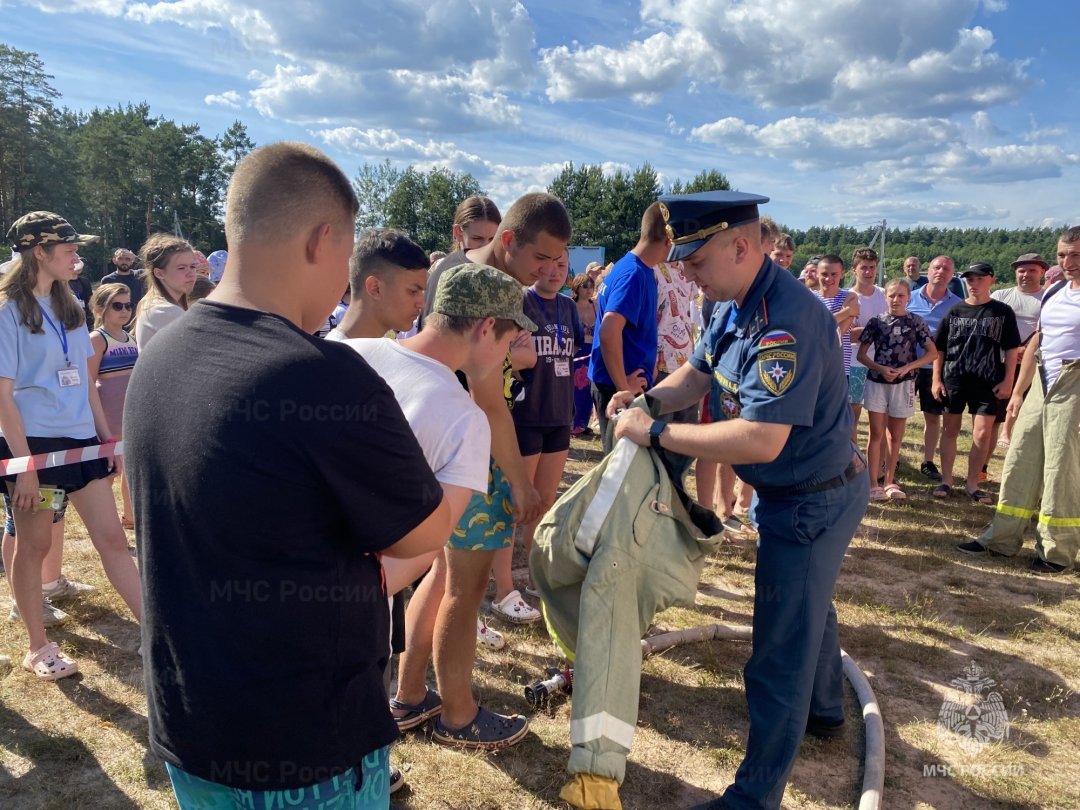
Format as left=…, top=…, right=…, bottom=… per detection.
left=327, top=228, right=430, bottom=341
left=347, top=264, right=537, bottom=747
left=857, top=279, right=938, bottom=501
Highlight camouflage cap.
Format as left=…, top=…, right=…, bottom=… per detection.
left=433, top=262, right=538, bottom=332
left=6, top=211, right=99, bottom=253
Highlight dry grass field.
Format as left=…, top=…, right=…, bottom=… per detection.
left=1, top=415, right=1078, bottom=809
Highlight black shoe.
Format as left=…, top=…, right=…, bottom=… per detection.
left=1029, top=558, right=1068, bottom=575
left=957, top=541, right=987, bottom=554
left=806, top=716, right=846, bottom=738
left=920, top=461, right=942, bottom=481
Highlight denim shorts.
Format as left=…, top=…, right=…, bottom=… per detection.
left=3, top=491, right=68, bottom=536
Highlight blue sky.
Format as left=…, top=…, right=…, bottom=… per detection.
left=5, top=0, right=1077, bottom=231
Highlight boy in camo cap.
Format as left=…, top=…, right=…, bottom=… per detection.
left=383, top=262, right=539, bottom=749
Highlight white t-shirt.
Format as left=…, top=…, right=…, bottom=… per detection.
left=135, top=300, right=185, bottom=349
left=991, top=286, right=1044, bottom=344
left=1039, top=284, right=1080, bottom=391
left=344, top=337, right=490, bottom=492
left=849, top=285, right=887, bottom=368
left=0, top=296, right=96, bottom=438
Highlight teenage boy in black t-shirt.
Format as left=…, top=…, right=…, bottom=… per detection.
left=931, top=263, right=1020, bottom=504
left=125, top=142, right=451, bottom=808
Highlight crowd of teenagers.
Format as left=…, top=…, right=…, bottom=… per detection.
left=0, top=141, right=1077, bottom=810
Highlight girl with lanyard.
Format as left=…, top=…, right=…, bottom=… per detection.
left=0, top=212, right=142, bottom=681
left=504, top=251, right=582, bottom=602
left=88, top=283, right=140, bottom=529
left=133, top=233, right=197, bottom=348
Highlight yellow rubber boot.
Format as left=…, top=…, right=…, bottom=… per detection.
left=558, top=773, right=623, bottom=810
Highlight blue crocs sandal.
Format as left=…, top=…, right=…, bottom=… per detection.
left=389, top=688, right=442, bottom=732
left=431, top=706, right=529, bottom=750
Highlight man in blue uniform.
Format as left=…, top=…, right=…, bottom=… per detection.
left=609, top=191, right=869, bottom=810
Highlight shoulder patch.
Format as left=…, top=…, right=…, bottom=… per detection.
left=759, top=329, right=796, bottom=349
left=758, top=349, right=796, bottom=395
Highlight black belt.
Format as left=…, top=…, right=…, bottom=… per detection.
left=756, top=453, right=867, bottom=498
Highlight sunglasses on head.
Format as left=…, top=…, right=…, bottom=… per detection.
left=110, top=301, right=134, bottom=311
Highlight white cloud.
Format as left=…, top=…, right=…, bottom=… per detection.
left=23, top=0, right=125, bottom=13
left=542, top=0, right=1031, bottom=116
left=121, top=0, right=535, bottom=131
left=204, top=90, right=244, bottom=109
left=690, top=115, right=958, bottom=169
left=971, top=111, right=1005, bottom=139
left=1024, top=114, right=1067, bottom=142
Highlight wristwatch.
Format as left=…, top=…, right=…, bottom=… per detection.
left=649, top=420, right=669, bottom=451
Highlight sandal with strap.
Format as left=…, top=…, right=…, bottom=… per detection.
left=389, top=687, right=442, bottom=731
left=22, top=641, right=78, bottom=681
left=431, top=706, right=529, bottom=750
left=932, top=483, right=952, bottom=498
left=884, top=484, right=907, bottom=500
left=966, top=488, right=995, bottom=505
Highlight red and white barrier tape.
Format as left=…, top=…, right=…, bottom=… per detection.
left=0, top=441, right=124, bottom=476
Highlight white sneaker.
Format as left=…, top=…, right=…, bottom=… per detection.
left=42, top=574, right=96, bottom=603
left=476, top=618, right=506, bottom=650
left=9, top=598, right=70, bottom=628
left=491, top=590, right=542, bottom=625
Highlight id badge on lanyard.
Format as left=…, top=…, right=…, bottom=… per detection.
left=39, top=304, right=81, bottom=388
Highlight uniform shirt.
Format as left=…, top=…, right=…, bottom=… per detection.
left=589, top=252, right=659, bottom=388
left=689, top=257, right=853, bottom=490
left=991, top=286, right=1044, bottom=344
left=907, top=286, right=963, bottom=359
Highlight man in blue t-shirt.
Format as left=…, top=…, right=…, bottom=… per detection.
left=589, top=202, right=668, bottom=452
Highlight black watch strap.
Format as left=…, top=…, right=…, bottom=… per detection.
left=649, top=420, right=668, bottom=451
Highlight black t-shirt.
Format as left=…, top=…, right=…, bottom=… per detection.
left=934, top=299, right=1021, bottom=386
left=514, top=290, right=582, bottom=426
left=124, top=301, right=441, bottom=790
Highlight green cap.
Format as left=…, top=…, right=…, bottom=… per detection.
left=433, top=263, right=537, bottom=332
left=6, top=211, right=99, bottom=253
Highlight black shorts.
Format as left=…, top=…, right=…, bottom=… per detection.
left=916, top=369, right=945, bottom=415
left=940, top=383, right=1001, bottom=417
left=0, top=436, right=110, bottom=492
left=514, top=423, right=572, bottom=457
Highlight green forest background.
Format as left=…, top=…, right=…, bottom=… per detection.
left=2, top=44, right=1066, bottom=284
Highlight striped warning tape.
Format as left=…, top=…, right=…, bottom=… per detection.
left=0, top=441, right=124, bottom=476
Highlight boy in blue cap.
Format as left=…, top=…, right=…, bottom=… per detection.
left=608, top=190, right=868, bottom=810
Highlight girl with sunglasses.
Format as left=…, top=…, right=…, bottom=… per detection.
left=89, top=284, right=139, bottom=528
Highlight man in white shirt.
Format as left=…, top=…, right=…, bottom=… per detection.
left=959, top=229, right=1080, bottom=573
